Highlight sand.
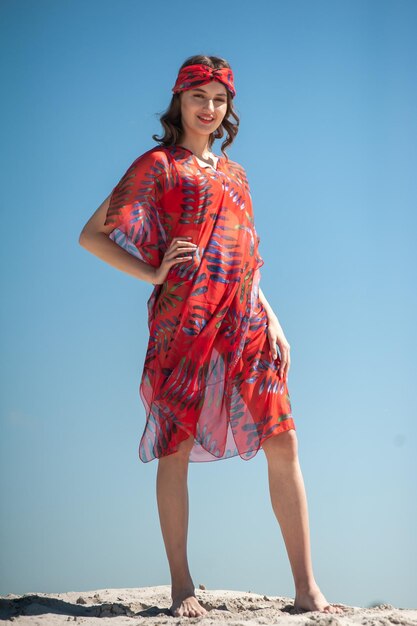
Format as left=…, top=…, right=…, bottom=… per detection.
left=1, top=584, right=416, bottom=625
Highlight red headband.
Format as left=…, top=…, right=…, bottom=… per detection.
left=172, top=63, right=236, bottom=98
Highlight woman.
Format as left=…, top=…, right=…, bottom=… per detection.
left=79, top=54, right=347, bottom=618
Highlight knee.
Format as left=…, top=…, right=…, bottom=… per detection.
left=262, top=428, right=298, bottom=461
left=160, top=433, right=195, bottom=462
left=177, top=433, right=195, bottom=455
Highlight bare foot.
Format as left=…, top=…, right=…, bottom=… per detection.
left=294, top=583, right=348, bottom=614
left=170, top=590, right=208, bottom=618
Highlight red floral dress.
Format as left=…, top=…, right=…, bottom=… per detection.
left=104, top=144, right=296, bottom=462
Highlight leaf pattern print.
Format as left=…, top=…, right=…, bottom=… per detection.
left=104, top=144, right=295, bottom=463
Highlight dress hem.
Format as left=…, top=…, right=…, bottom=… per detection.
left=138, top=418, right=296, bottom=464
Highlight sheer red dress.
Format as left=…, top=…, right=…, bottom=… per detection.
left=104, top=144, right=296, bottom=462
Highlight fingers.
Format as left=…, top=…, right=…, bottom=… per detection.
left=279, top=360, right=289, bottom=383
left=277, top=355, right=286, bottom=381
left=280, top=349, right=290, bottom=382
left=165, top=236, right=198, bottom=264
left=169, top=235, right=196, bottom=250
left=269, top=339, right=290, bottom=382
left=172, top=237, right=198, bottom=256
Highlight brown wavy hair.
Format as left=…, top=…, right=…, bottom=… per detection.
left=152, top=54, right=240, bottom=160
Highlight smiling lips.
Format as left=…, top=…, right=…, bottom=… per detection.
left=197, top=115, right=214, bottom=124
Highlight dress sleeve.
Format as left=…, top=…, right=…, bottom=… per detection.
left=253, top=223, right=265, bottom=270
left=104, top=149, right=169, bottom=268
left=237, top=162, right=265, bottom=271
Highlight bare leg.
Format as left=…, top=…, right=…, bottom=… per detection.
left=262, top=430, right=347, bottom=614
left=156, top=434, right=208, bottom=618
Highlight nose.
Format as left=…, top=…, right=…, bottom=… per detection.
left=203, top=100, right=215, bottom=113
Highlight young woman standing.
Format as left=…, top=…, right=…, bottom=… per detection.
left=79, top=54, right=346, bottom=619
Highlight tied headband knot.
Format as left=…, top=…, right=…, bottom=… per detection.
left=172, top=63, right=236, bottom=98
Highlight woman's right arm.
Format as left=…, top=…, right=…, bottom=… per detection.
left=78, top=193, right=157, bottom=285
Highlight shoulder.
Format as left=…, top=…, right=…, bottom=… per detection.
left=110, top=146, right=172, bottom=202
left=223, top=156, right=250, bottom=185
left=111, top=146, right=172, bottom=196
left=223, top=155, right=247, bottom=173
left=126, top=145, right=171, bottom=176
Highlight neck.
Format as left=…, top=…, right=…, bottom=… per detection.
left=177, top=135, right=213, bottom=158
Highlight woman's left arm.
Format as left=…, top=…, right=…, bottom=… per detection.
left=258, top=286, right=291, bottom=382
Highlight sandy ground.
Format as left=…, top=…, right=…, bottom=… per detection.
left=1, top=584, right=416, bottom=625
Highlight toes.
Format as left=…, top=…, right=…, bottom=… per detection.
left=321, top=604, right=339, bottom=614
left=171, top=600, right=208, bottom=618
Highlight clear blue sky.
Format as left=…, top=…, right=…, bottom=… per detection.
left=1, top=0, right=416, bottom=609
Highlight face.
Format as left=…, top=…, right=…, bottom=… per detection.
left=179, top=80, right=228, bottom=138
